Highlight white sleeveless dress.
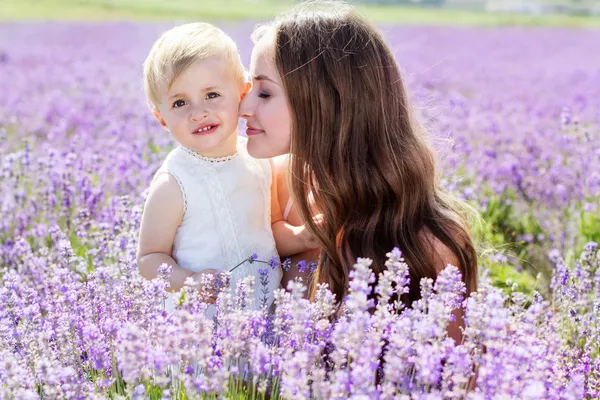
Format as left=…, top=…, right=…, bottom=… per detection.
left=154, top=136, right=282, bottom=313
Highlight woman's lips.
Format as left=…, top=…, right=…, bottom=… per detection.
left=246, top=126, right=264, bottom=136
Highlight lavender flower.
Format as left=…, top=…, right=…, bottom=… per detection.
left=1, top=21, right=599, bottom=399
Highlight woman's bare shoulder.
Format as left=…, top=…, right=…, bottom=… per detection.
left=272, top=155, right=291, bottom=193
left=419, top=226, right=462, bottom=274
left=272, top=154, right=290, bottom=170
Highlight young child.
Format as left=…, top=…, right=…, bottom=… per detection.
left=136, top=22, right=317, bottom=312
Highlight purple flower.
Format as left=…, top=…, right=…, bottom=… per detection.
left=584, top=241, right=598, bottom=253
left=282, top=258, right=292, bottom=272
left=297, top=259, right=307, bottom=273
left=268, top=256, right=280, bottom=269
left=2, top=21, right=599, bottom=399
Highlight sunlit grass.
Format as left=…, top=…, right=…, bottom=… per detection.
left=2, top=0, right=600, bottom=27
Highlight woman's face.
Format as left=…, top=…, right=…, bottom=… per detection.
left=240, top=33, right=292, bottom=159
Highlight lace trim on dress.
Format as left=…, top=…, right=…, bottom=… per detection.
left=168, top=171, right=188, bottom=215
left=181, top=146, right=239, bottom=163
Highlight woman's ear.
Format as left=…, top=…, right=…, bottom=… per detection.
left=240, top=81, right=252, bottom=100
left=153, top=108, right=169, bottom=131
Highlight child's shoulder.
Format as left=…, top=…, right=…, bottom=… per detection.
left=159, top=146, right=210, bottom=173
left=151, top=148, right=189, bottom=192
left=162, top=145, right=185, bottom=164
left=147, top=171, right=184, bottom=206
left=151, top=146, right=181, bottom=172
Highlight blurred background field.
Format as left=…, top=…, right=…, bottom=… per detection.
left=2, top=0, right=600, bottom=398
left=2, top=0, right=600, bottom=26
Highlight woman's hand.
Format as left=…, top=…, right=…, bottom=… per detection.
left=298, top=213, right=324, bottom=249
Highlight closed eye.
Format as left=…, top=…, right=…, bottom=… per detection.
left=259, top=93, right=271, bottom=99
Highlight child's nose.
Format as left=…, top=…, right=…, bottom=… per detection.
left=190, top=103, right=208, bottom=121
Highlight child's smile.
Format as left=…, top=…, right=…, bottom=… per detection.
left=193, top=123, right=219, bottom=135
left=153, top=56, right=244, bottom=158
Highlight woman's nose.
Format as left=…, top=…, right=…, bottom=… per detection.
left=239, top=94, right=254, bottom=119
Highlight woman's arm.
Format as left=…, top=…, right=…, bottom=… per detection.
left=270, top=158, right=318, bottom=256
left=269, top=156, right=320, bottom=293
left=428, top=232, right=466, bottom=345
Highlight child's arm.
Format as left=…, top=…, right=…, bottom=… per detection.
left=269, top=158, right=318, bottom=257
left=137, top=172, right=203, bottom=293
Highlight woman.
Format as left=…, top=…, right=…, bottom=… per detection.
left=240, top=2, right=477, bottom=342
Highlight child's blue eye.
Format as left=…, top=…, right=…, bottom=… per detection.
left=206, top=92, right=220, bottom=100
left=259, top=93, right=270, bottom=99
left=172, top=99, right=187, bottom=108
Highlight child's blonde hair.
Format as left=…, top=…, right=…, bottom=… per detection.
left=143, top=22, right=245, bottom=106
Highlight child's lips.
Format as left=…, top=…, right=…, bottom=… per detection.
left=192, top=124, right=218, bottom=135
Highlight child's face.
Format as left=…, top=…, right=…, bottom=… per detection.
left=153, top=56, right=245, bottom=157
left=240, top=34, right=292, bottom=159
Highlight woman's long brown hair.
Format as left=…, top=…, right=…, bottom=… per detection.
left=266, top=2, right=477, bottom=306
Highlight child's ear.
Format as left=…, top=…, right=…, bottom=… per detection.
left=153, top=108, right=168, bottom=130
left=240, top=81, right=252, bottom=100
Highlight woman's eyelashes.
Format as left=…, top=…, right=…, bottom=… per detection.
left=252, top=81, right=271, bottom=99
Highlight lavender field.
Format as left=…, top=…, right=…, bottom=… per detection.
left=1, top=21, right=600, bottom=399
